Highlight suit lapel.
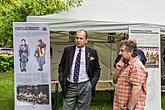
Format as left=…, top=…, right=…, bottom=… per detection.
left=69, top=46, right=76, bottom=70
left=85, top=47, right=90, bottom=72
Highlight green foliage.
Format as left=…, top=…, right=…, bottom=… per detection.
left=0, top=54, right=14, bottom=72
left=0, top=0, right=83, bottom=48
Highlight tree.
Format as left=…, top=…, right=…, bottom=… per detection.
left=0, top=0, right=83, bottom=47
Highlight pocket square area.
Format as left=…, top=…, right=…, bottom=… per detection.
left=90, top=57, right=94, bottom=60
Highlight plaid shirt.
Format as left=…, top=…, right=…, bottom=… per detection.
left=113, top=57, right=147, bottom=110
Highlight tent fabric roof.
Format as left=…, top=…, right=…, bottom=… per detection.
left=27, top=0, right=165, bottom=34
left=27, top=16, right=165, bottom=34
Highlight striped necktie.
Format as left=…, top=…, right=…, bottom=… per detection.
left=73, top=49, right=81, bottom=83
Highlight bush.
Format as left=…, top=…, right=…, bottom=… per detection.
left=0, top=54, right=14, bottom=72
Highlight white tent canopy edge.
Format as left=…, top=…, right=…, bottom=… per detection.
left=27, top=16, right=165, bottom=34
left=26, top=0, right=165, bottom=34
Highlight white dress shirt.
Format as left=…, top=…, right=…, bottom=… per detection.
left=68, top=46, right=89, bottom=83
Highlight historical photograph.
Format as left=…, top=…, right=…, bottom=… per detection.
left=17, top=84, right=49, bottom=105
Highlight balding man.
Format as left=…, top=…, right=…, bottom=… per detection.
left=58, top=30, right=101, bottom=110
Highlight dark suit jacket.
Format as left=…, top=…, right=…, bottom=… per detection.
left=58, top=45, right=101, bottom=97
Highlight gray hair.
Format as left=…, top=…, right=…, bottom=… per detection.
left=120, top=40, right=137, bottom=57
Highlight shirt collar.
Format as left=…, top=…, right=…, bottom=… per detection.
left=128, top=56, right=138, bottom=65
left=76, top=46, right=85, bottom=52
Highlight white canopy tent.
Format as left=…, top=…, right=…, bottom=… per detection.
left=27, top=0, right=165, bottom=33
left=26, top=0, right=165, bottom=88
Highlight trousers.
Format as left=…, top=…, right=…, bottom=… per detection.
left=63, top=80, right=92, bottom=110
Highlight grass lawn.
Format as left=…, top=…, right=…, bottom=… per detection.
left=0, top=71, right=165, bottom=110
left=0, top=71, right=14, bottom=110
left=162, top=92, right=165, bottom=110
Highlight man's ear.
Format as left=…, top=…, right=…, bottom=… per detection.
left=86, top=41, right=88, bottom=43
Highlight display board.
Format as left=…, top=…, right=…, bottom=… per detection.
left=13, top=22, right=51, bottom=110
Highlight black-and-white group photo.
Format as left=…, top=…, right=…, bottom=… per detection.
left=17, top=85, right=49, bottom=105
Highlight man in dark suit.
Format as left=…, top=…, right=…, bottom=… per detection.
left=58, top=30, right=101, bottom=110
